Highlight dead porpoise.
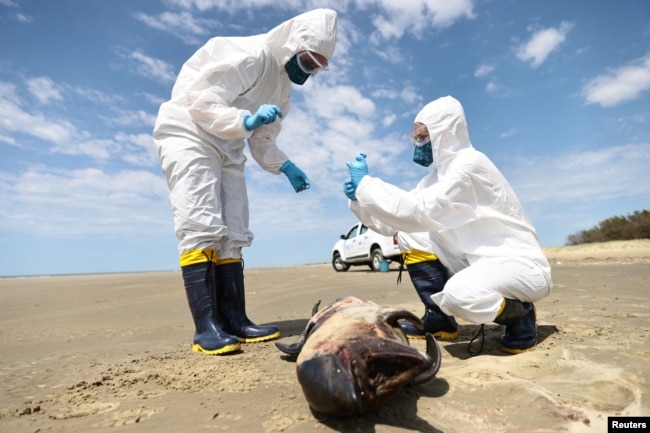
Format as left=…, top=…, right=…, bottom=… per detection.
left=275, top=296, right=441, bottom=416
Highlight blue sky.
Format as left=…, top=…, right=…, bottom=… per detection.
left=1, top=0, right=649, bottom=277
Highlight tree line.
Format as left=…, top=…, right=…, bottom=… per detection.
left=566, top=210, right=650, bottom=246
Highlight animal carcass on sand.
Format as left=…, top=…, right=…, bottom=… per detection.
left=275, top=296, right=441, bottom=416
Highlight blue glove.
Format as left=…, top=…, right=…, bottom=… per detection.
left=346, top=153, right=368, bottom=187
left=343, top=179, right=357, bottom=200
left=244, top=104, right=283, bottom=131
left=343, top=153, right=367, bottom=201
left=281, top=160, right=310, bottom=192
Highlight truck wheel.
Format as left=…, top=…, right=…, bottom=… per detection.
left=332, top=252, right=350, bottom=272
left=370, top=248, right=385, bottom=272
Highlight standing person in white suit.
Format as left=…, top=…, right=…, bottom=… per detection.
left=343, top=95, right=552, bottom=354
left=153, top=9, right=337, bottom=355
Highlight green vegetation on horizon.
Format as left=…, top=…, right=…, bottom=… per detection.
left=566, top=210, right=650, bottom=246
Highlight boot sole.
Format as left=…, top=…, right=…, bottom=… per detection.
left=500, top=342, right=536, bottom=354
left=192, top=342, right=241, bottom=355
left=407, top=330, right=459, bottom=341
left=238, top=330, right=281, bottom=344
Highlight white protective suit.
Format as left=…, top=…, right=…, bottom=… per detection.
left=350, top=96, right=552, bottom=324
left=153, top=9, right=337, bottom=261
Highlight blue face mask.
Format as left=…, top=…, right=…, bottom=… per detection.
left=284, top=55, right=311, bottom=85
left=413, top=141, right=433, bottom=167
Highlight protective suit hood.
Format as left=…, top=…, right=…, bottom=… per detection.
left=266, top=8, right=337, bottom=66
left=415, top=96, right=472, bottom=174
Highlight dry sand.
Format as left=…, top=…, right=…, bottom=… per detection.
left=1, top=240, right=649, bottom=433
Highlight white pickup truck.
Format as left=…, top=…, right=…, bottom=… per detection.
left=331, top=222, right=402, bottom=272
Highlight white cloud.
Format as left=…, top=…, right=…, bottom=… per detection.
left=164, top=0, right=324, bottom=12
left=474, top=64, right=494, bottom=77
left=423, top=0, right=476, bottom=29
left=516, top=21, right=573, bottom=68
left=134, top=10, right=216, bottom=45
left=142, top=92, right=166, bottom=106
left=475, top=64, right=503, bottom=96
left=0, top=166, right=170, bottom=236
left=115, top=132, right=159, bottom=167
left=0, top=134, right=17, bottom=146
left=107, top=109, right=157, bottom=128
left=0, top=78, right=157, bottom=164
left=371, top=88, right=399, bottom=99
left=50, top=132, right=158, bottom=165
left=500, top=128, right=515, bottom=138
left=0, top=81, right=20, bottom=105
left=129, top=51, right=177, bottom=85
left=26, top=76, right=63, bottom=104
left=16, top=13, right=33, bottom=23
left=582, top=53, right=650, bottom=107
left=301, top=83, right=377, bottom=121
left=73, top=86, right=125, bottom=106
left=399, top=86, right=422, bottom=105
left=0, top=0, right=33, bottom=22
left=162, top=0, right=474, bottom=43
left=372, top=42, right=406, bottom=64
left=505, top=143, right=650, bottom=205
left=485, top=81, right=499, bottom=94
left=370, top=0, right=475, bottom=41
left=52, top=137, right=116, bottom=160
left=383, top=113, right=397, bottom=127
left=0, top=82, right=76, bottom=144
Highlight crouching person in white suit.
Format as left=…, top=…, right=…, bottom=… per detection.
left=343, top=96, right=552, bottom=354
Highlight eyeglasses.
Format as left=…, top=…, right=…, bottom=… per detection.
left=296, top=50, right=329, bottom=75
left=407, top=125, right=430, bottom=147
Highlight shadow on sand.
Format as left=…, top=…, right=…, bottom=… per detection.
left=443, top=323, right=559, bottom=359
left=313, top=378, right=448, bottom=433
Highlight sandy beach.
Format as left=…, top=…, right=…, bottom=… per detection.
left=1, top=239, right=649, bottom=433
